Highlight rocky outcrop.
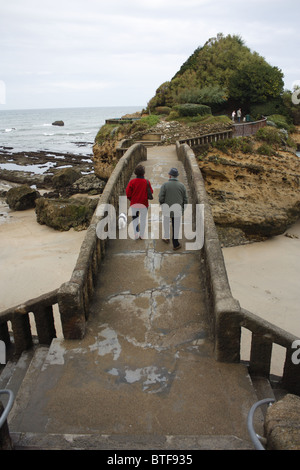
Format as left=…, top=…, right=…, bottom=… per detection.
left=52, top=120, right=64, bottom=126
left=35, top=196, right=98, bottom=231
left=0, top=150, right=94, bottom=190
left=196, top=145, right=300, bottom=244
left=52, top=167, right=81, bottom=189
left=71, top=174, right=105, bottom=195
left=265, top=394, right=300, bottom=450
left=6, top=185, right=40, bottom=210
left=93, top=138, right=120, bottom=180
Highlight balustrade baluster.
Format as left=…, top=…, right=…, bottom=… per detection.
left=249, top=333, right=272, bottom=377
left=10, top=312, right=32, bottom=355
left=33, top=305, right=56, bottom=345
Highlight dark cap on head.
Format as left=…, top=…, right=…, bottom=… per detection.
left=168, top=167, right=179, bottom=177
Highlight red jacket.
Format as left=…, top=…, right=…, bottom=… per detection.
left=126, top=177, right=153, bottom=208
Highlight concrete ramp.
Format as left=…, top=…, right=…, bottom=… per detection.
left=8, top=146, right=262, bottom=449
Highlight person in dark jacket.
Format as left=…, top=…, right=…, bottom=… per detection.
left=126, top=164, right=153, bottom=239
left=159, top=167, right=188, bottom=250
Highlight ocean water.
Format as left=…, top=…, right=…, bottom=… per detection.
left=0, top=106, right=143, bottom=157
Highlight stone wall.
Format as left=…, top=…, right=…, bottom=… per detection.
left=176, top=141, right=241, bottom=361
left=58, top=143, right=147, bottom=339
left=232, top=117, right=267, bottom=137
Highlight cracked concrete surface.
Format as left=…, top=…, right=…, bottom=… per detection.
left=8, top=146, right=260, bottom=447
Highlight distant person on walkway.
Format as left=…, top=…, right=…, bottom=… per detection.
left=231, top=110, right=236, bottom=122
left=237, top=108, right=242, bottom=122
left=126, top=164, right=153, bottom=239
left=159, top=167, right=188, bottom=251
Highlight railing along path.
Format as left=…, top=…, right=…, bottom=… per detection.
left=0, top=128, right=298, bottom=398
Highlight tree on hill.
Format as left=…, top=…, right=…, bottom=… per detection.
left=147, top=33, right=284, bottom=115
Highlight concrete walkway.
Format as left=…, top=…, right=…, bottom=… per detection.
left=9, top=146, right=261, bottom=450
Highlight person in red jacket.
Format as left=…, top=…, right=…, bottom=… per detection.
left=126, top=164, right=153, bottom=239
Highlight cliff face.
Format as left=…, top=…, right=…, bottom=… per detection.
left=93, top=139, right=120, bottom=180
left=195, top=136, right=300, bottom=245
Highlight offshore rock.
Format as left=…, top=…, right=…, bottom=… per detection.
left=35, top=196, right=98, bottom=231
left=6, top=184, right=40, bottom=211
left=52, top=120, right=64, bottom=126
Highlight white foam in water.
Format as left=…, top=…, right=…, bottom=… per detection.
left=0, top=162, right=72, bottom=174
left=0, top=106, right=143, bottom=158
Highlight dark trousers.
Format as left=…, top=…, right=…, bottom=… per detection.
left=132, top=208, right=147, bottom=236
left=163, top=216, right=181, bottom=248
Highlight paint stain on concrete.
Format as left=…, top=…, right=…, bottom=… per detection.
left=90, top=326, right=121, bottom=360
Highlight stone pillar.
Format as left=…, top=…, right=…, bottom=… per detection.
left=58, top=281, right=86, bottom=340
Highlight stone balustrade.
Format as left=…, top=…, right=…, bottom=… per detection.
left=57, top=143, right=147, bottom=339
left=0, top=289, right=58, bottom=357
left=176, top=140, right=300, bottom=396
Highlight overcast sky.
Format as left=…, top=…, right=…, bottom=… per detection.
left=0, top=0, right=299, bottom=110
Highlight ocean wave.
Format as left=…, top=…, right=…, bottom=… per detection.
left=58, top=131, right=92, bottom=136
left=0, top=162, right=74, bottom=175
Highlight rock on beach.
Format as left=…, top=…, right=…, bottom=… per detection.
left=6, top=184, right=40, bottom=210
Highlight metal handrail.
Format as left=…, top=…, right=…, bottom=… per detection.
left=0, top=389, right=14, bottom=429
left=247, top=398, right=275, bottom=450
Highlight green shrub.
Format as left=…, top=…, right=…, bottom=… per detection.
left=174, top=103, right=212, bottom=117
left=95, top=124, right=118, bottom=144
left=166, top=110, right=180, bottom=121
left=130, top=114, right=160, bottom=132
left=286, top=136, right=297, bottom=149
left=177, top=85, right=227, bottom=112
left=139, top=115, right=161, bottom=127
left=154, top=106, right=172, bottom=115
left=255, top=127, right=282, bottom=145
left=267, top=114, right=295, bottom=132
left=250, top=99, right=286, bottom=119
left=212, top=137, right=254, bottom=154
left=256, top=143, right=275, bottom=156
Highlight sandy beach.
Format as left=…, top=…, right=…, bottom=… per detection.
left=1, top=187, right=299, bottom=375
left=0, top=194, right=86, bottom=311
left=223, top=220, right=300, bottom=375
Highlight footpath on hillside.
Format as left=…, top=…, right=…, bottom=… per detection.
left=8, top=145, right=261, bottom=450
